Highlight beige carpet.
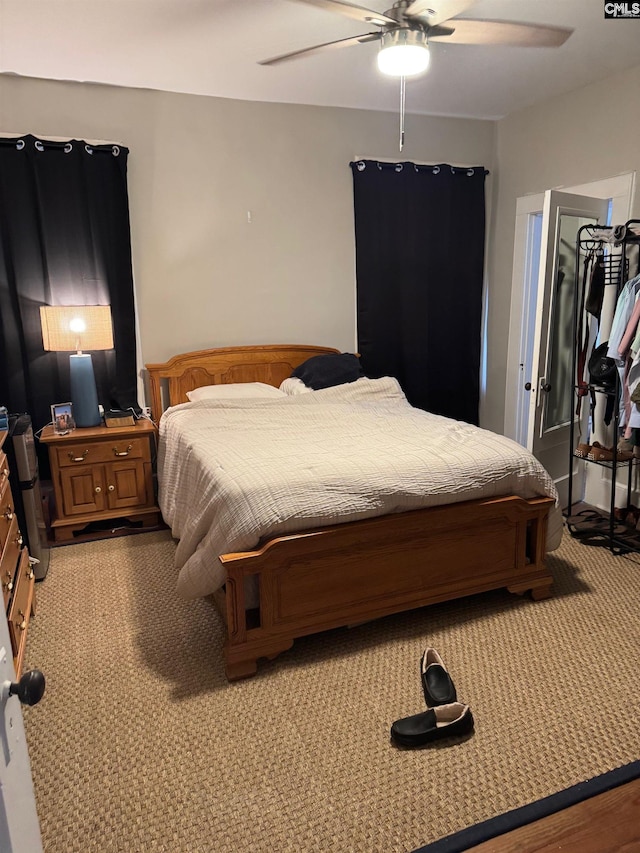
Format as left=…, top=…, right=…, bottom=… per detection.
left=22, top=528, right=640, bottom=853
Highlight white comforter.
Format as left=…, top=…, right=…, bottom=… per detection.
left=158, top=377, right=562, bottom=599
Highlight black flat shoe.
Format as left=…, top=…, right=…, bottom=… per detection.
left=421, top=648, right=457, bottom=707
left=390, top=702, right=474, bottom=748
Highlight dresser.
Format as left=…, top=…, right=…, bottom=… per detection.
left=0, top=430, right=36, bottom=675
left=40, top=420, right=161, bottom=542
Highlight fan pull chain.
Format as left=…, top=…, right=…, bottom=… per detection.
left=399, top=75, right=406, bottom=152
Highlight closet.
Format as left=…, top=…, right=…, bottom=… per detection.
left=567, top=219, right=640, bottom=551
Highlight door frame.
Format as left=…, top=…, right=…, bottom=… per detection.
left=504, top=172, right=635, bottom=508
left=505, top=173, right=635, bottom=440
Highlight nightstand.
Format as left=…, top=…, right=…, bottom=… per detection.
left=40, top=420, right=161, bottom=542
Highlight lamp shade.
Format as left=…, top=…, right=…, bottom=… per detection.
left=40, top=305, right=114, bottom=353
left=377, top=30, right=430, bottom=77
left=40, top=305, right=114, bottom=428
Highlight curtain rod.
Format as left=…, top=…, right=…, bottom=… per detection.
left=354, top=155, right=490, bottom=172
left=351, top=159, right=489, bottom=175
left=0, top=131, right=124, bottom=147
left=0, top=133, right=126, bottom=156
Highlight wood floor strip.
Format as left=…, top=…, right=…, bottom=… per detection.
left=468, top=777, right=640, bottom=852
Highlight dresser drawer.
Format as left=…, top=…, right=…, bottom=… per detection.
left=1, top=513, right=22, bottom=609
left=0, top=477, right=15, bottom=552
left=0, top=450, right=9, bottom=494
left=55, top=436, right=150, bottom=468
left=7, top=547, right=35, bottom=671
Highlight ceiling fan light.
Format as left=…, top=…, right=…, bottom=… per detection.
left=377, top=30, right=430, bottom=77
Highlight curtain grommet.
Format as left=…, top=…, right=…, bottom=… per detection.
left=34, top=140, right=44, bottom=152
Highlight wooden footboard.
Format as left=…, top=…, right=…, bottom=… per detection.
left=217, top=494, right=554, bottom=680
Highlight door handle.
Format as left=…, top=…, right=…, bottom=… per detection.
left=542, top=383, right=552, bottom=393
left=3, top=669, right=46, bottom=706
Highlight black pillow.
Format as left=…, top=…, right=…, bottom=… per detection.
left=292, top=353, right=364, bottom=390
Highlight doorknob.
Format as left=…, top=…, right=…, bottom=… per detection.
left=542, top=383, right=552, bottom=392
left=4, top=669, right=46, bottom=706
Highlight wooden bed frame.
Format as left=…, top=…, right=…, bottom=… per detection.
left=146, top=344, right=554, bottom=680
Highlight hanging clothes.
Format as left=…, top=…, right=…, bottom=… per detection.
left=606, top=274, right=640, bottom=434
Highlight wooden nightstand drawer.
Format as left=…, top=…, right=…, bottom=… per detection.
left=55, top=436, right=150, bottom=468
left=1, top=514, right=22, bottom=609
left=7, top=548, right=35, bottom=673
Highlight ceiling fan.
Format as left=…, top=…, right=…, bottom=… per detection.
left=259, top=0, right=573, bottom=150
left=258, top=0, right=573, bottom=76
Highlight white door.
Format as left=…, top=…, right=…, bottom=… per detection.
left=528, top=191, right=608, bottom=504
left=0, top=609, right=43, bottom=852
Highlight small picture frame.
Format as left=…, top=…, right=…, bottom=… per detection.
left=51, top=402, right=75, bottom=435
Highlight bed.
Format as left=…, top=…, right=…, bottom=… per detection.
left=146, top=344, right=561, bottom=680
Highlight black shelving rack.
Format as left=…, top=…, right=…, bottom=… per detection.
left=566, top=219, right=640, bottom=553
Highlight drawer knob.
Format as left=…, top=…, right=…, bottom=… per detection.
left=17, top=610, right=27, bottom=631
left=2, top=468, right=8, bottom=478
left=6, top=669, right=46, bottom=706
left=2, top=506, right=13, bottom=520
left=108, top=484, right=115, bottom=492
left=3, top=572, right=12, bottom=592
left=68, top=450, right=89, bottom=462
left=15, top=533, right=23, bottom=547
left=95, top=486, right=102, bottom=494
left=113, top=444, right=133, bottom=457
left=26, top=566, right=34, bottom=581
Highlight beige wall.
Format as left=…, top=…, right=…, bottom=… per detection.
left=3, top=66, right=639, bottom=430
left=0, top=75, right=495, bottom=384
left=485, top=62, right=640, bottom=434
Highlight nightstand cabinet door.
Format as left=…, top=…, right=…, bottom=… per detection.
left=106, top=459, right=149, bottom=510
left=59, top=465, right=106, bottom=516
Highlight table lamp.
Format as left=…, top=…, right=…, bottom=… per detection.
left=40, top=305, right=114, bottom=427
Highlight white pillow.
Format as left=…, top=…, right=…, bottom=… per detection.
left=186, top=382, right=286, bottom=402
left=279, top=377, right=313, bottom=396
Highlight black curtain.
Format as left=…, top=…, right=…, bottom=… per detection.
left=0, top=134, right=139, bottom=450
left=351, top=160, right=487, bottom=425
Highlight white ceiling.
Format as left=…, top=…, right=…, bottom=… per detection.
left=1, top=0, right=639, bottom=120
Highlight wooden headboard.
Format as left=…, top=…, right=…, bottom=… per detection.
left=145, top=344, right=341, bottom=423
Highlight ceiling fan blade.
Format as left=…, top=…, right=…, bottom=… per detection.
left=288, top=0, right=396, bottom=26
left=259, top=32, right=381, bottom=66
left=405, top=0, right=476, bottom=26
left=428, top=19, right=573, bottom=46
